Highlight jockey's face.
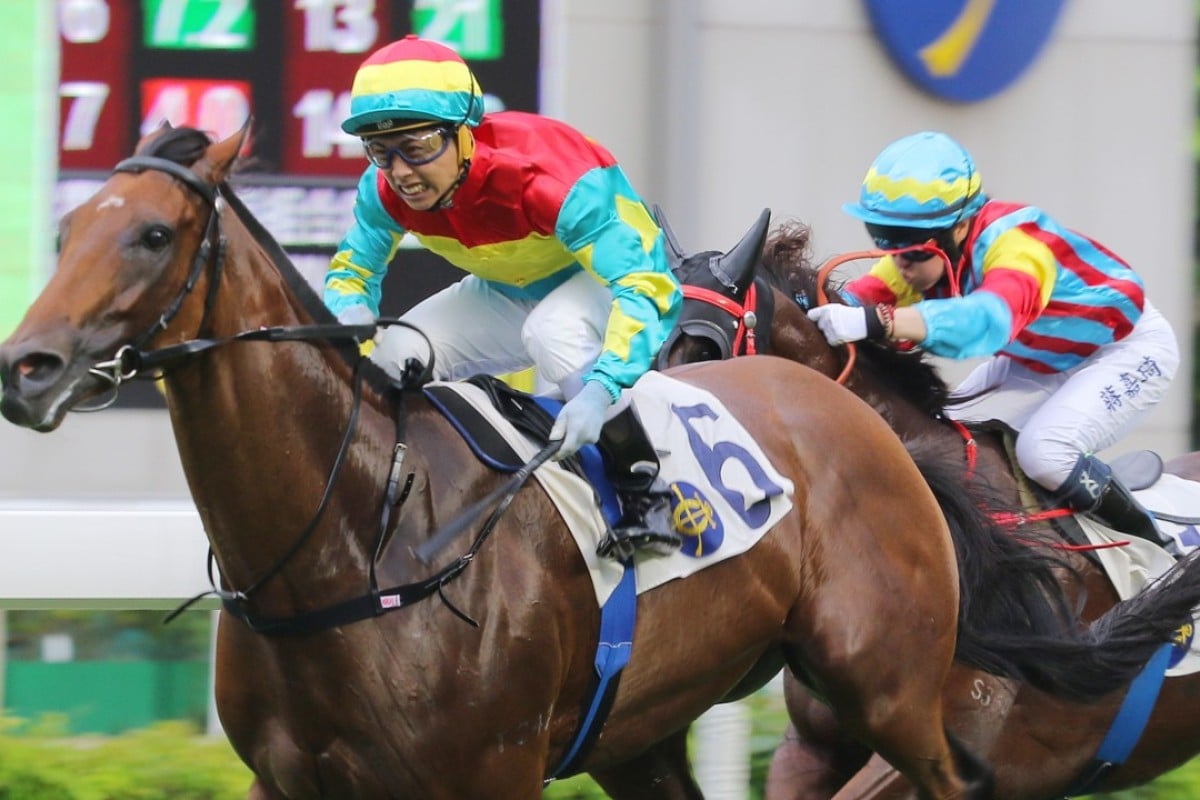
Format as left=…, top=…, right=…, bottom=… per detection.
left=364, top=127, right=462, bottom=211
left=870, top=219, right=971, bottom=293
left=894, top=248, right=948, bottom=293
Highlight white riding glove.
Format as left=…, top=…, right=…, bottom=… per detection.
left=336, top=304, right=376, bottom=327
left=806, top=304, right=870, bottom=345
left=549, top=381, right=614, bottom=459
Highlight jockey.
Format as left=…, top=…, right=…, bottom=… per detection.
left=807, top=131, right=1181, bottom=552
left=323, top=35, right=684, bottom=558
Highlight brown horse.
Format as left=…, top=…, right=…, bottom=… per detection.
left=661, top=210, right=1200, bottom=798
left=3, top=127, right=1198, bottom=800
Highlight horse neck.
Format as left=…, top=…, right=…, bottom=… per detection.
left=160, top=213, right=398, bottom=599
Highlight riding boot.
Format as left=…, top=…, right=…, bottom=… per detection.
left=1053, top=454, right=1180, bottom=557
left=594, top=405, right=680, bottom=560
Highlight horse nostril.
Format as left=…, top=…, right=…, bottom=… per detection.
left=13, top=352, right=65, bottom=388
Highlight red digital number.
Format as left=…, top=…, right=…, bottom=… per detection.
left=140, top=78, right=253, bottom=141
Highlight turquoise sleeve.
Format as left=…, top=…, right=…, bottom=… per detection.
left=323, top=169, right=406, bottom=316
left=917, top=291, right=1015, bottom=359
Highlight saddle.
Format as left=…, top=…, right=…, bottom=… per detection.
left=971, top=420, right=1200, bottom=557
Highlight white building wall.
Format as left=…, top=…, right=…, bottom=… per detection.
left=0, top=1, right=1194, bottom=498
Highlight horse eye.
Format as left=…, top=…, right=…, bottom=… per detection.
left=139, top=225, right=173, bottom=251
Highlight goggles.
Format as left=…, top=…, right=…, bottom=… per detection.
left=363, top=126, right=453, bottom=168
left=867, top=223, right=944, bottom=263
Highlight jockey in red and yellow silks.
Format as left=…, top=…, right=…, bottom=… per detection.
left=325, top=110, right=680, bottom=402
left=323, top=35, right=683, bottom=558
left=807, top=131, right=1180, bottom=555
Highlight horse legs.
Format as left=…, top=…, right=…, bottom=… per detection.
left=830, top=736, right=992, bottom=800
left=589, top=728, right=704, bottom=800
left=766, top=680, right=870, bottom=800
left=785, top=540, right=992, bottom=799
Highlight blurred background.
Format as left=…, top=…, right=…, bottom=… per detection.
left=0, top=1, right=1195, bottom=797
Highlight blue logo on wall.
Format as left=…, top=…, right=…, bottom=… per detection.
left=864, top=0, right=1066, bottom=102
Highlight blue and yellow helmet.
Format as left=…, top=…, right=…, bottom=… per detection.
left=341, top=35, right=484, bottom=136
left=843, top=131, right=986, bottom=229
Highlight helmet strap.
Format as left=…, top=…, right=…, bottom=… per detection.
left=430, top=159, right=471, bottom=211
left=936, top=218, right=974, bottom=296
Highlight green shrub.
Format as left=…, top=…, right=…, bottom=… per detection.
left=1, top=710, right=1200, bottom=798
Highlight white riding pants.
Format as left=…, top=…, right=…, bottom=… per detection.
left=371, top=271, right=613, bottom=400
left=946, top=301, right=1179, bottom=491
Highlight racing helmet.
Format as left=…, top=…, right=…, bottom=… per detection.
left=341, top=34, right=484, bottom=159
left=843, top=131, right=986, bottom=229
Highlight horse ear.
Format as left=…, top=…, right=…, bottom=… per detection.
left=200, top=117, right=253, bottom=184
left=652, top=203, right=688, bottom=265
left=717, top=208, right=771, bottom=289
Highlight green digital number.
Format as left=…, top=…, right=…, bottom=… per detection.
left=143, top=0, right=254, bottom=50
left=412, top=0, right=503, bottom=60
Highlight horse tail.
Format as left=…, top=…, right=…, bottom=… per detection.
left=908, top=438, right=1196, bottom=702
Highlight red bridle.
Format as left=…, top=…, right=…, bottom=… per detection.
left=681, top=281, right=760, bottom=356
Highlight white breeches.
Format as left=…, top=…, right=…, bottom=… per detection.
left=371, top=272, right=612, bottom=400
left=946, top=301, right=1179, bottom=491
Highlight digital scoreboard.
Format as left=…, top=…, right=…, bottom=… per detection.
left=55, top=0, right=540, bottom=404
left=58, top=0, right=539, bottom=262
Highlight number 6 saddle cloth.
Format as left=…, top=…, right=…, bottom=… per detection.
left=425, top=370, right=795, bottom=606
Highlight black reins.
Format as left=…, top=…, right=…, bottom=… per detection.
left=97, top=155, right=538, bottom=635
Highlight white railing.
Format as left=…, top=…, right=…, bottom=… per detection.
left=0, top=500, right=212, bottom=609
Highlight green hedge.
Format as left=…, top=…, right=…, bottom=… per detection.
left=0, top=713, right=1198, bottom=799
left=0, top=718, right=251, bottom=800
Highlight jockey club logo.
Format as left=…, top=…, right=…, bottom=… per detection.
left=863, top=0, right=1067, bottom=102
left=669, top=481, right=724, bottom=558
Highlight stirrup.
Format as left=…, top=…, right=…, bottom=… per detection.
left=596, top=527, right=682, bottom=561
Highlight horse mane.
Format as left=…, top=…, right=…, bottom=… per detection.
left=135, top=125, right=398, bottom=397
left=762, top=222, right=953, bottom=418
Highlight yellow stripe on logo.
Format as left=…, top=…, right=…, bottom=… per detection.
left=919, top=0, right=996, bottom=77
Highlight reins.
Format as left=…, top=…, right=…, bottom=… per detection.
left=812, top=249, right=888, bottom=385
left=96, top=154, right=546, bottom=635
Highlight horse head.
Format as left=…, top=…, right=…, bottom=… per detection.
left=655, top=206, right=773, bottom=368
left=0, top=123, right=249, bottom=431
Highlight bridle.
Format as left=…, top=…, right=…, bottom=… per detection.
left=80, top=153, right=519, bottom=635
left=80, top=156, right=227, bottom=408
left=679, top=280, right=761, bottom=358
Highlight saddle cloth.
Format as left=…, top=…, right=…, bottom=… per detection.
left=1076, top=517, right=1200, bottom=676
left=959, top=422, right=1200, bottom=675
left=428, top=371, right=795, bottom=605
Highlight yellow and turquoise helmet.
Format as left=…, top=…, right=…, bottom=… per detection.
left=843, top=132, right=986, bottom=229
left=341, top=35, right=484, bottom=136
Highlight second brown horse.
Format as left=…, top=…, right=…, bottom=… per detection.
left=661, top=208, right=1200, bottom=798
